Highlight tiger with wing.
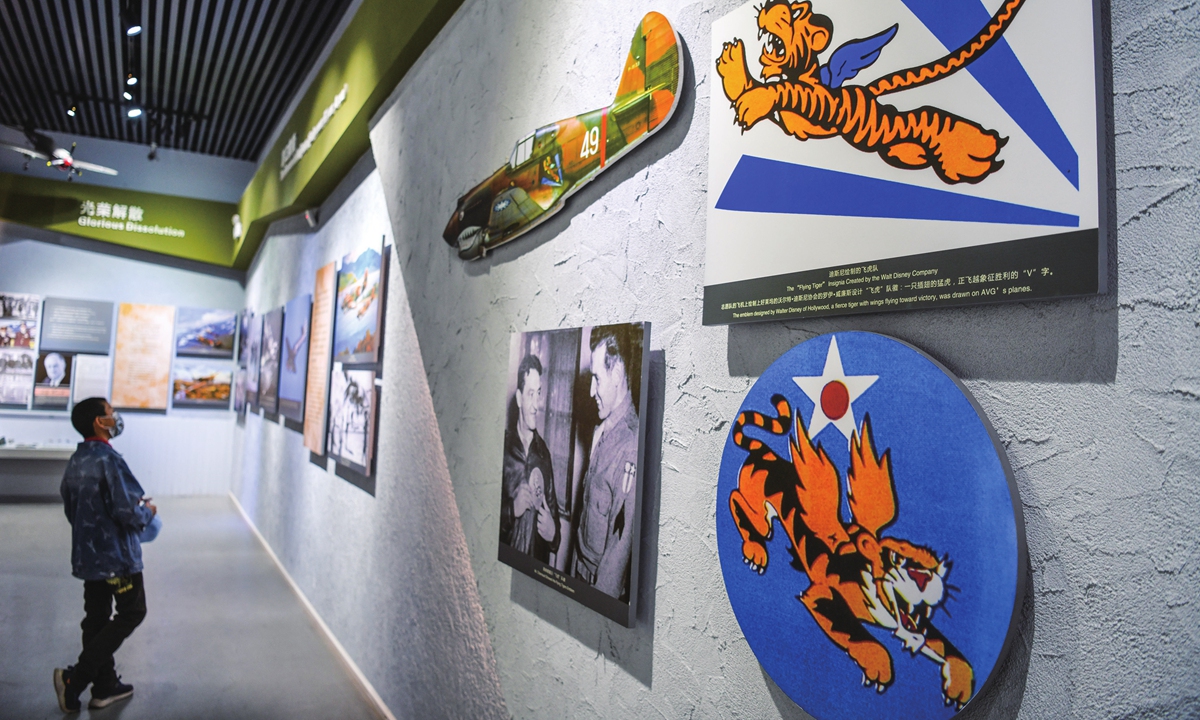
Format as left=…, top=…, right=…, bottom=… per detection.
left=716, top=0, right=1026, bottom=184
left=729, top=394, right=973, bottom=709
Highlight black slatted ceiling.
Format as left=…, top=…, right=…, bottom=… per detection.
left=0, top=0, right=354, bottom=160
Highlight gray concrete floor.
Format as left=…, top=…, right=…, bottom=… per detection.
left=0, top=496, right=381, bottom=720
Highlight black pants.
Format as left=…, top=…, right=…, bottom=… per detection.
left=75, top=573, right=147, bottom=689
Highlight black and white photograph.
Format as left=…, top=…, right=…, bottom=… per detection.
left=32, top=350, right=73, bottom=409
left=326, top=363, right=377, bottom=475
left=498, top=322, right=649, bottom=626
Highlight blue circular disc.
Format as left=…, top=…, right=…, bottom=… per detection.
left=717, top=332, right=1025, bottom=719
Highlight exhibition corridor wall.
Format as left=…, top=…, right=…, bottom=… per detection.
left=0, top=238, right=243, bottom=496
left=231, top=0, right=1197, bottom=718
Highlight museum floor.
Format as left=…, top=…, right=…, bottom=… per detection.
left=0, top=496, right=380, bottom=720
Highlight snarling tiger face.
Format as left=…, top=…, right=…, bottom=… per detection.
left=756, top=0, right=832, bottom=81
left=862, top=538, right=951, bottom=654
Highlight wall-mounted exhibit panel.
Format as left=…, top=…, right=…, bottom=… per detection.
left=172, top=360, right=233, bottom=409
left=258, top=308, right=285, bottom=415
left=32, top=351, right=72, bottom=409
left=175, top=307, right=237, bottom=359
left=0, top=293, right=40, bottom=350
left=279, top=294, right=313, bottom=423
left=72, top=354, right=112, bottom=405
left=0, top=348, right=35, bottom=408
left=704, top=0, right=1107, bottom=324
left=499, top=323, right=650, bottom=627
left=39, top=298, right=114, bottom=354
left=303, top=263, right=336, bottom=455
left=245, top=313, right=263, bottom=409
left=111, top=303, right=176, bottom=410
left=333, top=243, right=386, bottom=365
left=717, top=333, right=1025, bottom=718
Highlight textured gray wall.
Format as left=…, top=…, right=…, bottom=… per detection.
left=232, top=156, right=508, bottom=720
left=360, top=0, right=1200, bottom=718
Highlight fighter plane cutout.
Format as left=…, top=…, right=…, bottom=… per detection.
left=1, top=125, right=118, bottom=180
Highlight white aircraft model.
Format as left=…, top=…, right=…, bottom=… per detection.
left=1, top=126, right=118, bottom=180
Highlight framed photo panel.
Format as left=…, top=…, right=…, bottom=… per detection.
left=497, top=322, right=650, bottom=626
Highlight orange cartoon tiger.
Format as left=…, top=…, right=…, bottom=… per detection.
left=716, top=0, right=1027, bottom=184
left=729, top=395, right=973, bottom=708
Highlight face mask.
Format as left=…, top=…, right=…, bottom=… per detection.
left=103, top=412, right=125, bottom=438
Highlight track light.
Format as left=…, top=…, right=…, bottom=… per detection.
left=126, top=75, right=138, bottom=86
left=147, top=142, right=158, bottom=161
left=123, top=1, right=142, bottom=36
left=67, top=106, right=76, bottom=117
left=123, top=92, right=133, bottom=101
left=127, top=107, right=143, bottom=118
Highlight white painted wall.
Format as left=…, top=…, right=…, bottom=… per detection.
left=0, top=238, right=243, bottom=496
left=353, top=0, right=1200, bottom=718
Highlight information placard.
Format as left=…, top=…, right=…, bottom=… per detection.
left=111, top=303, right=175, bottom=410
left=40, top=298, right=114, bottom=354
left=705, top=0, right=1106, bottom=324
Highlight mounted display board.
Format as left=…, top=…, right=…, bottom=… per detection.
left=40, top=298, right=114, bottom=354
left=716, top=332, right=1025, bottom=719
left=245, top=313, right=263, bottom=409
left=0, top=349, right=34, bottom=408
left=172, top=360, right=233, bottom=409
left=33, top=351, right=72, bottom=409
left=498, top=322, right=650, bottom=627
left=175, top=308, right=237, bottom=359
left=73, top=354, right=112, bottom=404
left=333, top=244, right=386, bottom=365
left=0, top=293, right=40, bottom=350
left=326, top=364, right=377, bottom=475
left=279, top=293, right=312, bottom=423
left=258, top=308, right=284, bottom=415
left=704, top=0, right=1105, bottom=324
left=303, top=263, right=337, bottom=455
left=111, top=303, right=175, bottom=410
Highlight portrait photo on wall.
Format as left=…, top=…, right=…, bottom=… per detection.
left=278, top=293, right=312, bottom=424
left=332, top=242, right=387, bottom=365
left=0, top=349, right=36, bottom=408
left=497, top=322, right=650, bottom=627
left=0, top=293, right=41, bottom=350
left=32, top=351, right=73, bottom=409
left=258, top=307, right=284, bottom=415
left=175, top=307, right=236, bottom=358
left=326, top=363, right=377, bottom=475
left=245, top=313, right=262, bottom=409
left=172, top=360, right=233, bottom=409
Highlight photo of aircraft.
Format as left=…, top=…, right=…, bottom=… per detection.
left=442, top=11, right=682, bottom=260
left=0, top=124, right=118, bottom=180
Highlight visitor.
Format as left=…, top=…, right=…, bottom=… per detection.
left=54, top=397, right=155, bottom=713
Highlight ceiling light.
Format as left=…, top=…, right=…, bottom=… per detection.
left=126, top=24, right=142, bottom=36
left=127, top=107, right=143, bottom=118
left=123, top=92, right=133, bottom=101
left=126, top=75, right=138, bottom=86
left=67, top=106, right=76, bottom=117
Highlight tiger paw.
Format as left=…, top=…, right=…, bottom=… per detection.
left=850, top=641, right=893, bottom=690
left=941, top=656, right=973, bottom=710
left=735, top=86, right=776, bottom=130
left=717, top=39, right=753, bottom=103
left=742, top=540, right=768, bottom=574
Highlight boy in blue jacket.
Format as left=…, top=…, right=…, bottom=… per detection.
left=54, top=397, right=156, bottom=713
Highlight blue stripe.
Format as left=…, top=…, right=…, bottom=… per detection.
left=898, top=0, right=1080, bottom=188
left=715, top=156, right=1079, bottom=226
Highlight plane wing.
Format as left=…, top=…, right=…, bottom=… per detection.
left=0, top=143, right=49, bottom=160
left=72, top=160, right=119, bottom=176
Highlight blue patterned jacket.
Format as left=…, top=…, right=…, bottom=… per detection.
left=60, top=440, right=153, bottom=581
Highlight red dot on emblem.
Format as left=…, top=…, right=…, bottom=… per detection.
left=820, top=380, right=850, bottom=420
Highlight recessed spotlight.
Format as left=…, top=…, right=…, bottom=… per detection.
left=123, top=92, right=133, bottom=100
left=126, top=75, right=138, bottom=86
left=127, top=107, right=143, bottom=118
left=67, top=106, right=76, bottom=117
left=126, top=24, right=142, bottom=36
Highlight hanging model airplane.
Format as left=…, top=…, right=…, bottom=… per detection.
left=0, top=125, right=118, bottom=180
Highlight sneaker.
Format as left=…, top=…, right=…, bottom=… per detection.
left=53, top=667, right=82, bottom=713
left=89, top=677, right=134, bottom=709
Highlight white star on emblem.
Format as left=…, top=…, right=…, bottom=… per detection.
left=792, top=336, right=878, bottom=441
